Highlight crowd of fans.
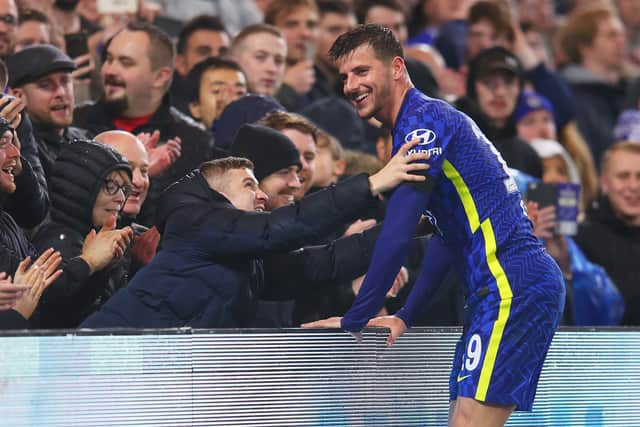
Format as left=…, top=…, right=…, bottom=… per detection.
left=0, top=0, right=638, bottom=330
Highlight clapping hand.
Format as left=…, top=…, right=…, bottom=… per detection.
left=13, top=248, right=63, bottom=290
left=137, top=130, right=182, bottom=177
left=81, top=215, right=133, bottom=274
left=0, top=272, right=28, bottom=311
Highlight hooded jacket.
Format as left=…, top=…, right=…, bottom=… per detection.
left=81, top=170, right=380, bottom=329
left=33, top=141, right=132, bottom=328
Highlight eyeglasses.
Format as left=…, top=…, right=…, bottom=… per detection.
left=0, top=14, right=16, bottom=26
left=103, top=178, right=132, bottom=198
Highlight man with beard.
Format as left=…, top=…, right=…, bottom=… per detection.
left=7, top=44, right=88, bottom=181
left=259, top=111, right=317, bottom=200
left=73, top=21, right=212, bottom=227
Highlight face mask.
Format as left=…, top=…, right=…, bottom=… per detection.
left=54, top=0, right=80, bottom=12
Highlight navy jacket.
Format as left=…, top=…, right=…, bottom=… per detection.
left=81, top=171, right=378, bottom=328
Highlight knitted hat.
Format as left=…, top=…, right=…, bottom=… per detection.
left=514, top=91, right=555, bottom=124
left=613, top=109, right=640, bottom=142
left=214, top=94, right=285, bottom=150
left=50, top=140, right=132, bottom=235
left=7, top=44, right=76, bottom=88
left=300, top=97, right=367, bottom=151
left=230, top=124, right=301, bottom=181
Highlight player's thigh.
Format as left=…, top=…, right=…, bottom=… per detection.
left=449, top=396, right=514, bottom=427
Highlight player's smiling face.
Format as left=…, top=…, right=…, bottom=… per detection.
left=338, top=44, right=392, bottom=120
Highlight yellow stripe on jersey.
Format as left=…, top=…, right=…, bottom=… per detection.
left=442, top=161, right=480, bottom=233
left=442, top=160, right=513, bottom=402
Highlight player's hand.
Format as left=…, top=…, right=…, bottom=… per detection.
left=368, top=139, right=430, bottom=196
left=367, top=315, right=407, bottom=347
left=301, top=316, right=363, bottom=343
left=301, top=316, right=342, bottom=329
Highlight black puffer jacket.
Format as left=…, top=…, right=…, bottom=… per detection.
left=31, top=122, right=89, bottom=181
left=3, top=113, right=49, bottom=229
left=33, top=141, right=132, bottom=328
left=73, top=94, right=213, bottom=226
left=81, top=171, right=380, bottom=329
left=0, top=208, right=35, bottom=277
left=574, top=196, right=640, bottom=325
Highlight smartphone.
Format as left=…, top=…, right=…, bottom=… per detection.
left=64, top=32, right=89, bottom=59
left=130, top=222, right=150, bottom=237
left=525, top=182, right=556, bottom=209
left=96, top=0, right=138, bottom=14
left=526, top=182, right=580, bottom=236
left=0, top=94, right=16, bottom=112
left=304, top=42, right=316, bottom=62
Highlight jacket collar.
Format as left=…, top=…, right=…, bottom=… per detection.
left=587, top=195, right=640, bottom=238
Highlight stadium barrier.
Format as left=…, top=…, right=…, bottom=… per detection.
left=0, top=327, right=636, bottom=426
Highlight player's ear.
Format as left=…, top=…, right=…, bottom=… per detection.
left=391, top=56, right=405, bottom=80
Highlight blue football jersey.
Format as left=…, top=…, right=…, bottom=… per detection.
left=392, top=88, right=545, bottom=299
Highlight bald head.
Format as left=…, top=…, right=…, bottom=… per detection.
left=95, top=130, right=150, bottom=217
left=95, top=130, right=146, bottom=155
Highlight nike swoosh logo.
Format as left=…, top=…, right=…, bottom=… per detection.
left=457, top=374, right=471, bottom=382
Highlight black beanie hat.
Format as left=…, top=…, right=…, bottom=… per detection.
left=230, top=124, right=302, bottom=181
left=50, top=140, right=132, bottom=235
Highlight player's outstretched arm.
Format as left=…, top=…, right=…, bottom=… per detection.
left=365, top=235, right=453, bottom=346
left=396, top=234, right=454, bottom=323
left=339, top=181, right=432, bottom=333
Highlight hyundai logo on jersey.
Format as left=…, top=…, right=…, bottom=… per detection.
left=405, top=128, right=437, bottom=145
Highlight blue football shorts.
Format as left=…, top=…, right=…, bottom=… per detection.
left=449, top=269, right=565, bottom=411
